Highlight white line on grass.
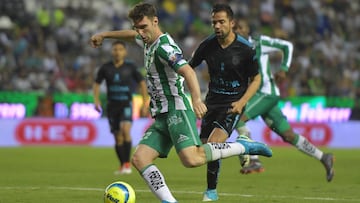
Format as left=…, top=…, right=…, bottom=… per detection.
left=1, top=186, right=359, bottom=202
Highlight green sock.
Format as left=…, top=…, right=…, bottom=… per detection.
left=293, top=134, right=323, bottom=160
left=291, top=133, right=299, bottom=145
left=203, top=144, right=213, bottom=162
left=236, top=120, right=246, bottom=129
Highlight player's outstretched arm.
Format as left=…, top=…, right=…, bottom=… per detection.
left=90, top=30, right=138, bottom=48
left=177, top=64, right=207, bottom=119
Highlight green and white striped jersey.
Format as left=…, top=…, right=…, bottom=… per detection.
left=135, top=33, right=193, bottom=117
left=251, top=35, right=293, bottom=96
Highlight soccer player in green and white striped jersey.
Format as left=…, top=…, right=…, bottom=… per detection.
left=234, top=19, right=334, bottom=182
left=90, top=3, right=272, bottom=203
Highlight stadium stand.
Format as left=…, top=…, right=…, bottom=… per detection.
left=0, top=0, right=359, bottom=98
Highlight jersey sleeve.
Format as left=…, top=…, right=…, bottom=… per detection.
left=157, top=44, right=188, bottom=71
left=247, top=47, right=260, bottom=77
left=95, top=65, right=105, bottom=84
left=258, top=35, right=293, bottom=72
left=188, top=42, right=205, bottom=68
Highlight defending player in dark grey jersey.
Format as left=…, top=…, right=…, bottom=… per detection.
left=189, top=4, right=262, bottom=201
left=93, top=41, right=147, bottom=175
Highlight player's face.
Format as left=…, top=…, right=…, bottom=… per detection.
left=234, top=20, right=250, bottom=37
left=111, top=44, right=127, bottom=61
left=211, top=11, right=234, bottom=40
left=133, top=16, right=158, bottom=44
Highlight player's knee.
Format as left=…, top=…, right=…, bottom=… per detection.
left=131, top=152, right=147, bottom=170
left=131, top=153, right=140, bottom=168
left=115, top=138, right=124, bottom=145
left=123, top=134, right=131, bottom=142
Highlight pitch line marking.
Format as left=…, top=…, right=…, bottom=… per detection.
left=1, top=186, right=359, bottom=202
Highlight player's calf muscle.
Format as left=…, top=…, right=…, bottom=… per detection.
left=179, top=147, right=206, bottom=168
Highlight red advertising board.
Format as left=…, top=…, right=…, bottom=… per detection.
left=15, top=119, right=97, bottom=145
left=0, top=118, right=357, bottom=148
left=262, top=123, right=333, bottom=146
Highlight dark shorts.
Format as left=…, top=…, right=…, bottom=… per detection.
left=200, top=107, right=240, bottom=139
left=107, top=103, right=132, bottom=134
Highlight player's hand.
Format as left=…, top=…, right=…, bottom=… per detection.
left=274, top=70, right=286, bottom=85
left=192, top=100, right=207, bottom=119
left=94, top=103, right=102, bottom=113
left=228, top=99, right=246, bottom=114
left=90, top=34, right=104, bottom=48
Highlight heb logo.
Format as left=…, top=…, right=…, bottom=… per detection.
left=263, top=123, right=332, bottom=146
left=15, top=119, right=97, bottom=145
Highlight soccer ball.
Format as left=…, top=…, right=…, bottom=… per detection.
left=104, top=181, right=136, bottom=203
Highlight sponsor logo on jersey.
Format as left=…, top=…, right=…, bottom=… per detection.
left=142, top=131, right=152, bottom=140
left=177, top=134, right=189, bottom=143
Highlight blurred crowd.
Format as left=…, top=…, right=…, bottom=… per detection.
left=0, top=0, right=359, bottom=99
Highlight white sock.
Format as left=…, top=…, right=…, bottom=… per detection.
left=250, top=155, right=259, bottom=160
left=204, top=142, right=246, bottom=161
left=294, top=134, right=323, bottom=160
left=141, top=165, right=177, bottom=202
left=237, top=125, right=251, bottom=138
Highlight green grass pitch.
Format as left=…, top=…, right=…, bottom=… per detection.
left=1, top=147, right=360, bottom=203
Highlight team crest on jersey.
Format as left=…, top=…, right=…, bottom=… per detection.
left=232, top=56, right=240, bottom=65
left=168, top=52, right=182, bottom=66
left=168, top=115, right=183, bottom=126
left=113, top=73, right=120, bottom=82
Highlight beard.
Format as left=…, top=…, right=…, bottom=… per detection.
left=215, top=30, right=230, bottom=40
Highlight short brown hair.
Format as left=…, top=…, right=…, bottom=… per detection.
left=212, top=4, right=234, bottom=20
left=128, top=3, right=157, bottom=23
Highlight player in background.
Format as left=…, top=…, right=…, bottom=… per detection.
left=93, top=40, right=148, bottom=175
left=189, top=4, right=263, bottom=201
left=234, top=19, right=334, bottom=182
left=90, top=3, right=272, bottom=203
